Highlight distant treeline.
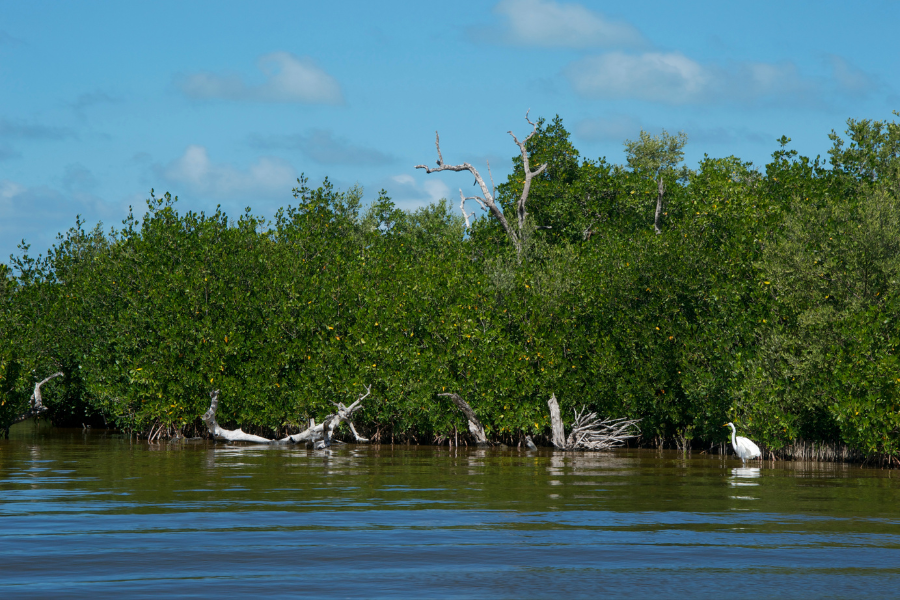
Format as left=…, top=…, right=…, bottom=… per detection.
left=2, top=114, right=899, bottom=457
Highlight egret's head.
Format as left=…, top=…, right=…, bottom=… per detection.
left=723, top=422, right=734, bottom=428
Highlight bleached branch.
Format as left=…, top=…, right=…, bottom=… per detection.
left=508, top=109, right=548, bottom=235
left=8, top=372, right=64, bottom=428
left=202, top=385, right=372, bottom=448
left=458, top=190, right=476, bottom=228
left=416, top=112, right=546, bottom=256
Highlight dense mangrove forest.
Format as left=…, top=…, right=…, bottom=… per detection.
left=2, top=113, right=899, bottom=461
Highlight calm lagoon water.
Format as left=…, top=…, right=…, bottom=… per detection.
left=2, top=423, right=900, bottom=599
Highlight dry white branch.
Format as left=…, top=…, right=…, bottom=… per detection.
left=416, top=111, right=546, bottom=256
left=547, top=394, right=640, bottom=451
left=458, top=189, right=476, bottom=228
left=201, top=386, right=372, bottom=448
left=8, top=372, right=64, bottom=429
left=438, top=392, right=489, bottom=446
left=508, top=110, right=548, bottom=236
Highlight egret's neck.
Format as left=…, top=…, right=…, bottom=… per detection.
left=729, top=424, right=737, bottom=446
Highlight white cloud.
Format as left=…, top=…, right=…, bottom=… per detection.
left=566, top=52, right=819, bottom=106
left=567, top=52, right=710, bottom=103
left=383, top=174, right=451, bottom=209
left=178, top=52, right=343, bottom=105
left=491, top=0, right=646, bottom=48
left=156, top=145, right=297, bottom=200
left=391, top=174, right=415, bottom=186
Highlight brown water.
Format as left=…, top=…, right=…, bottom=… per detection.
left=2, top=423, right=900, bottom=598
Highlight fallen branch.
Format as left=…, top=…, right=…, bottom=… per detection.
left=547, top=394, right=640, bottom=451
left=438, top=392, right=489, bottom=446
left=201, top=386, right=372, bottom=449
left=8, top=372, right=64, bottom=428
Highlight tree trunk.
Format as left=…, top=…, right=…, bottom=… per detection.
left=654, top=176, right=665, bottom=234
left=547, top=393, right=567, bottom=448
left=439, top=392, right=489, bottom=445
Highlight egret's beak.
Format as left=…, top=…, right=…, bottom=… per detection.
left=722, top=423, right=728, bottom=427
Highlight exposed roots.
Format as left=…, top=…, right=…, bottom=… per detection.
left=548, top=394, right=640, bottom=451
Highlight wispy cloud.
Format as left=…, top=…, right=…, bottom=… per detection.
left=248, top=129, right=395, bottom=166
left=574, top=114, right=643, bottom=142
left=0, top=30, right=24, bottom=47
left=155, top=145, right=297, bottom=199
left=70, top=91, right=122, bottom=116
left=575, top=115, right=772, bottom=150
left=177, top=52, right=344, bottom=105
left=480, top=0, right=646, bottom=49
left=0, top=118, right=77, bottom=141
left=0, top=144, right=20, bottom=161
left=566, top=52, right=819, bottom=106
left=0, top=179, right=118, bottom=260
left=827, top=55, right=880, bottom=97
left=62, top=163, right=99, bottom=192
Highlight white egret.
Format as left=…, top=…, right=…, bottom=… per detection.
left=724, top=422, right=761, bottom=465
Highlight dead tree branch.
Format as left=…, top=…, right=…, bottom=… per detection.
left=547, top=394, right=640, bottom=451
left=438, top=392, right=489, bottom=445
left=509, top=111, right=548, bottom=235
left=202, top=385, right=372, bottom=449
left=416, top=111, right=546, bottom=256
left=8, top=372, right=64, bottom=428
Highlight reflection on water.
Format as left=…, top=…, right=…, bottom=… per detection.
left=732, top=467, right=761, bottom=479
left=2, top=424, right=900, bottom=599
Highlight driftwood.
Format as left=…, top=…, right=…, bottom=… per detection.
left=547, top=394, right=640, bottom=451
left=416, top=111, right=547, bottom=257
left=202, top=385, right=372, bottom=449
left=438, top=392, right=489, bottom=445
left=6, top=372, right=64, bottom=432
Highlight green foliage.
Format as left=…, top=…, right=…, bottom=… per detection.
left=624, top=129, right=689, bottom=177
left=3, top=112, right=900, bottom=459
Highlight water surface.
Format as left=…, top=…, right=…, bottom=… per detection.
left=2, top=423, right=899, bottom=598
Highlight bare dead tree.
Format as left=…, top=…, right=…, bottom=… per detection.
left=438, top=392, right=489, bottom=445
left=416, top=111, right=547, bottom=257
left=547, top=394, right=640, bottom=451
left=202, top=385, right=372, bottom=449
left=4, top=372, right=64, bottom=437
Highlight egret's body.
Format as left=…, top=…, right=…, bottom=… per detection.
left=725, top=422, right=761, bottom=465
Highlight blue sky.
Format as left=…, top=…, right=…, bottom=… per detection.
left=2, top=0, right=898, bottom=260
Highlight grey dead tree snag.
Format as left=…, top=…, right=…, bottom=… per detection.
left=202, top=385, right=372, bottom=449
left=5, top=372, right=64, bottom=437
left=547, top=394, right=640, bottom=451
left=438, top=392, right=489, bottom=446
left=416, top=110, right=548, bottom=258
